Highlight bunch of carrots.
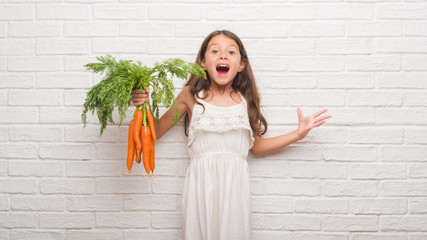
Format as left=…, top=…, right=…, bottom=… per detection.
left=127, top=102, right=156, bottom=175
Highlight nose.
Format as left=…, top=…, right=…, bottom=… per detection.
left=219, top=52, right=227, bottom=59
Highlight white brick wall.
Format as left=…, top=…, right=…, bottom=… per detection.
left=0, top=1, right=426, bottom=239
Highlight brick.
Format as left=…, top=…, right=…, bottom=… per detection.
left=65, top=22, right=118, bottom=37
left=348, top=127, right=403, bottom=144
left=8, top=56, right=61, bottom=72
left=41, top=179, right=95, bottom=194
left=263, top=215, right=320, bottom=230
left=39, top=213, right=93, bottom=229
left=206, top=6, right=260, bottom=20
left=406, top=22, right=427, bottom=36
left=252, top=231, right=291, bottom=240
left=317, top=4, right=372, bottom=19
left=319, top=73, right=374, bottom=89
left=232, top=22, right=288, bottom=38
left=252, top=196, right=293, bottom=213
left=351, top=233, right=406, bottom=240
left=0, top=195, right=9, bottom=210
left=0, top=90, right=6, bottom=105
left=11, top=196, right=65, bottom=211
left=350, top=163, right=406, bottom=180
left=0, top=39, right=34, bottom=55
left=251, top=179, right=320, bottom=196
left=95, top=143, right=127, bottom=160
left=381, top=181, right=427, bottom=196
left=405, top=127, right=427, bottom=144
left=9, top=161, right=64, bottom=177
left=0, top=127, right=7, bottom=142
left=147, top=38, right=200, bottom=55
left=289, top=57, right=345, bottom=72
left=39, top=143, right=94, bottom=160
left=36, top=73, right=92, bottom=89
left=0, top=106, right=39, bottom=123
left=348, top=90, right=402, bottom=106
left=322, top=215, right=378, bottom=231
left=93, top=38, right=146, bottom=54
left=378, top=108, right=427, bottom=125
left=263, top=39, right=315, bottom=55
left=259, top=91, right=289, bottom=107
left=39, top=107, right=85, bottom=124
left=64, top=56, right=98, bottom=71
left=381, top=145, right=427, bottom=161
left=409, top=164, right=427, bottom=178
left=120, top=21, right=173, bottom=37
left=290, top=22, right=343, bottom=37
left=0, top=231, right=7, bottom=240
left=318, top=38, right=373, bottom=55
left=152, top=213, right=181, bottom=229
left=155, top=143, right=189, bottom=159
left=378, top=38, right=427, bottom=53
left=96, top=213, right=150, bottom=228
left=347, top=21, right=403, bottom=37
left=410, top=234, right=427, bottom=240
left=409, top=197, right=427, bottom=214
left=66, top=230, right=122, bottom=240
left=262, top=5, right=315, bottom=20
left=0, top=57, right=4, bottom=71
left=0, top=213, right=37, bottom=228
left=36, top=39, right=90, bottom=55
left=150, top=5, right=203, bottom=20
left=67, top=195, right=121, bottom=212
left=351, top=198, right=407, bottom=214
left=291, top=162, right=347, bottom=179
left=293, top=232, right=347, bottom=240
left=96, top=178, right=151, bottom=194
left=289, top=91, right=345, bottom=106
left=11, top=230, right=63, bottom=240
left=124, top=195, right=177, bottom=211
left=381, top=216, right=427, bottom=231
left=0, top=5, right=33, bottom=20
left=152, top=178, right=185, bottom=194
left=323, top=145, right=377, bottom=161
left=2, top=178, right=38, bottom=194
left=0, top=160, right=6, bottom=176
left=66, top=125, right=120, bottom=143
left=175, top=22, right=232, bottom=38
left=294, top=198, right=348, bottom=214
left=249, top=159, right=290, bottom=178
left=9, top=90, right=61, bottom=106
left=263, top=144, right=323, bottom=161
left=404, top=91, right=427, bottom=106
left=37, top=5, right=91, bottom=20
left=347, top=56, right=401, bottom=71
left=66, top=161, right=121, bottom=177
left=0, top=143, right=38, bottom=158
left=260, top=73, right=316, bottom=89
left=323, top=181, right=377, bottom=197
left=0, top=74, right=34, bottom=88
left=0, top=23, right=5, bottom=37
left=63, top=90, right=86, bottom=106
left=404, top=55, right=427, bottom=70
left=94, top=5, right=147, bottom=20
left=10, top=125, right=63, bottom=142
left=9, top=22, right=62, bottom=37
left=378, top=4, right=427, bottom=20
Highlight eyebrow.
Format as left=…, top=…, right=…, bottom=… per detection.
left=208, top=43, right=238, bottom=49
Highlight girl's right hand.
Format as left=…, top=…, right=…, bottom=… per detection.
left=131, top=88, right=150, bottom=107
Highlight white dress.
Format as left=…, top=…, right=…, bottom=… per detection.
left=182, top=91, right=255, bottom=240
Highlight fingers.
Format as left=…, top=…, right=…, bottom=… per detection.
left=131, top=87, right=150, bottom=106
left=297, top=107, right=303, bottom=119
left=312, top=109, right=328, bottom=118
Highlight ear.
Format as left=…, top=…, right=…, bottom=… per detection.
left=201, top=59, right=207, bottom=70
left=238, top=59, right=246, bottom=72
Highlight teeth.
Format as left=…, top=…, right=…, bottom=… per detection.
left=218, top=64, right=228, bottom=68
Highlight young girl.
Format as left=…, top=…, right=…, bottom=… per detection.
left=131, top=30, right=331, bottom=240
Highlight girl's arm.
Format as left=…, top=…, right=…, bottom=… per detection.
left=131, top=86, right=192, bottom=139
left=250, top=108, right=331, bottom=157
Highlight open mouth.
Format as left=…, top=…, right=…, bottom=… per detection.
left=216, top=64, right=229, bottom=76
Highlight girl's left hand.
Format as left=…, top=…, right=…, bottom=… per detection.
left=297, top=108, right=332, bottom=140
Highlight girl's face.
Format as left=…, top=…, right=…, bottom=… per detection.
left=201, top=34, right=246, bottom=87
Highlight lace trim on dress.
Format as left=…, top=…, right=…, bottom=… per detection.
left=187, top=101, right=255, bottom=148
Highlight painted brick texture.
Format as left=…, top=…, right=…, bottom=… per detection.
left=1, top=1, right=426, bottom=240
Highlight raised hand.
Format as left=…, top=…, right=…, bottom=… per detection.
left=297, top=108, right=332, bottom=140
left=131, top=88, right=150, bottom=107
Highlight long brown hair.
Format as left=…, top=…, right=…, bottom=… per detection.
left=184, top=30, right=268, bottom=136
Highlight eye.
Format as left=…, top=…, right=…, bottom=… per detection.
left=228, top=51, right=236, bottom=55
left=212, top=50, right=219, bottom=54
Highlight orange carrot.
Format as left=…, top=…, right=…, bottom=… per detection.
left=146, top=108, right=157, bottom=143
left=126, top=119, right=136, bottom=173
left=134, top=109, right=143, bottom=162
left=141, top=126, right=151, bottom=175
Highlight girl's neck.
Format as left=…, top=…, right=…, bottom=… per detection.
left=208, top=81, right=233, bottom=96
